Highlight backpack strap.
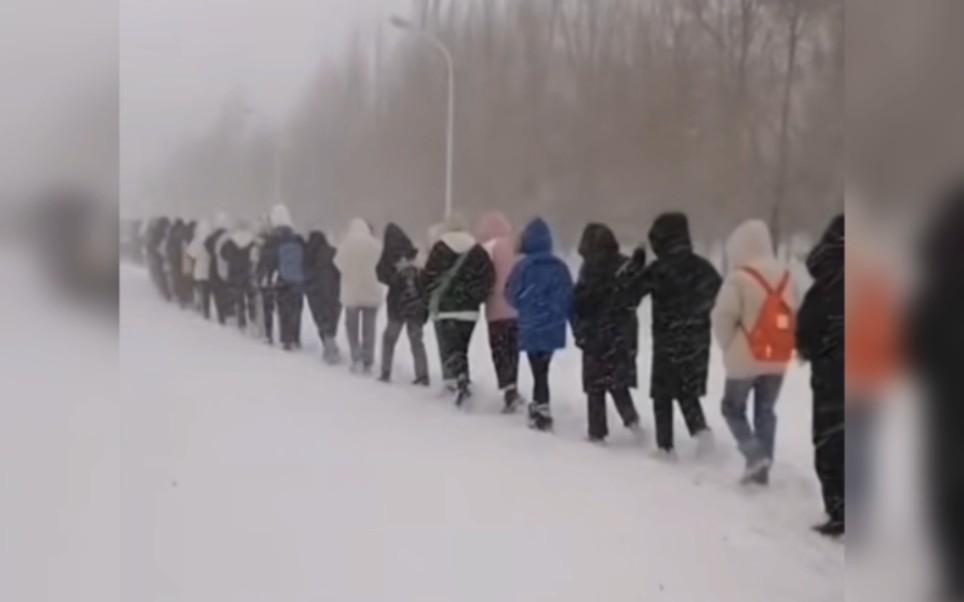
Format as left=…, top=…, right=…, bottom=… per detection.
left=741, top=266, right=789, bottom=297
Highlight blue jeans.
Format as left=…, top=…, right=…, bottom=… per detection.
left=721, top=374, right=784, bottom=466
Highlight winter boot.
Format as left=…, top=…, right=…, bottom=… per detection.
left=694, top=429, right=716, bottom=458
left=628, top=421, right=646, bottom=445
left=455, top=376, right=472, bottom=408
left=812, top=518, right=845, bottom=539
left=322, top=338, right=342, bottom=365
left=502, top=387, right=523, bottom=414
left=412, top=376, right=430, bottom=387
left=741, top=457, right=772, bottom=486
left=378, top=373, right=391, bottom=383
left=527, top=403, right=553, bottom=432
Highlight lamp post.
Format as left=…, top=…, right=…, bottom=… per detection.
left=390, top=16, right=455, bottom=218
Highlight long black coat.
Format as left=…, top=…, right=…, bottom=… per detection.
left=572, top=224, right=647, bottom=393
left=634, top=213, right=722, bottom=400
left=796, top=215, right=845, bottom=439
left=204, top=228, right=227, bottom=283
left=377, top=223, right=428, bottom=324
left=908, top=190, right=964, bottom=590
left=422, top=231, right=495, bottom=318
left=304, top=231, right=342, bottom=336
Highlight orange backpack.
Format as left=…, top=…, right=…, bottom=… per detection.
left=741, top=267, right=795, bottom=363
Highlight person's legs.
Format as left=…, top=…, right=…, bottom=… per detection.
left=721, top=378, right=758, bottom=463
left=528, top=352, right=552, bottom=406
left=488, top=319, right=519, bottom=392
left=679, top=396, right=709, bottom=436
left=653, top=398, right=675, bottom=452
left=261, top=288, right=275, bottom=344
left=434, top=321, right=453, bottom=385
left=587, top=391, right=608, bottom=441
left=453, top=321, right=477, bottom=386
left=345, top=307, right=361, bottom=366
left=361, top=308, right=377, bottom=371
left=198, top=281, right=211, bottom=319
left=527, top=352, right=553, bottom=430
left=815, top=423, right=846, bottom=528
left=611, top=387, right=640, bottom=428
left=753, top=374, right=785, bottom=463
left=406, top=321, right=429, bottom=384
left=380, top=319, right=403, bottom=380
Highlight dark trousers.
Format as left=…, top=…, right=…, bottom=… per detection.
left=815, top=420, right=845, bottom=523
left=382, top=320, right=429, bottom=381
left=262, top=287, right=276, bottom=343
left=227, top=284, right=252, bottom=330
left=196, top=281, right=211, bottom=319
left=527, top=352, right=553, bottom=405
left=487, top=319, right=519, bottom=391
left=588, top=388, right=640, bottom=440
left=436, top=320, right=476, bottom=385
left=212, top=278, right=230, bottom=325
left=277, top=284, right=304, bottom=346
left=346, top=307, right=377, bottom=369
left=654, top=397, right=708, bottom=451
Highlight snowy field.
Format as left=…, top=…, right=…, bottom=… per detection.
left=118, top=263, right=844, bottom=602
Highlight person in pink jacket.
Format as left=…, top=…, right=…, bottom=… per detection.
left=477, top=212, right=523, bottom=412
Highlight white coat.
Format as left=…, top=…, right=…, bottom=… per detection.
left=334, top=218, right=383, bottom=308
left=185, top=220, right=212, bottom=282
left=712, top=220, right=798, bottom=379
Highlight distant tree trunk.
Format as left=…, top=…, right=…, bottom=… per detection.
left=770, top=0, right=802, bottom=250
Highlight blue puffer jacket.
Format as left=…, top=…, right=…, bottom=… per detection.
left=506, top=218, right=574, bottom=353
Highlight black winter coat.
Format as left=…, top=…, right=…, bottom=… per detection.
left=422, top=231, right=495, bottom=319
left=204, top=228, right=227, bottom=283
left=220, top=235, right=255, bottom=287
left=796, top=215, right=845, bottom=441
left=634, top=213, right=722, bottom=400
left=908, top=189, right=964, bottom=581
left=304, top=231, right=342, bottom=334
left=572, top=224, right=647, bottom=393
left=377, top=223, right=428, bottom=324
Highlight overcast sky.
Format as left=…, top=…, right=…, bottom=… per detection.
left=120, top=0, right=409, bottom=205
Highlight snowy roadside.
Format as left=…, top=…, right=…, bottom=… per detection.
left=121, top=264, right=842, bottom=602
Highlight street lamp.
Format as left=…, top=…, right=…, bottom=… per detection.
left=390, top=16, right=455, bottom=218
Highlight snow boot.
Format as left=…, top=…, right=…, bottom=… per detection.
left=741, top=457, right=772, bottom=486
left=527, top=403, right=553, bottom=432
left=412, top=376, right=430, bottom=387
left=628, top=422, right=646, bottom=445
left=694, top=429, right=716, bottom=458
left=812, top=518, right=845, bottom=539
left=378, top=373, right=391, bottom=383
left=455, top=377, right=472, bottom=408
left=502, top=387, right=523, bottom=414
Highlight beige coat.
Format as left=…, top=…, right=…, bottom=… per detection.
left=712, top=220, right=797, bottom=379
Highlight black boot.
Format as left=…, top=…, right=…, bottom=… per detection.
left=455, top=377, right=472, bottom=408
left=528, top=403, right=553, bottom=432
left=412, top=376, right=430, bottom=387
left=502, top=387, right=523, bottom=414
left=812, top=517, right=845, bottom=538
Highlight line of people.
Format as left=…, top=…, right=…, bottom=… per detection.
left=143, top=206, right=845, bottom=538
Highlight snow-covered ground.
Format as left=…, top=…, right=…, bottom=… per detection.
left=119, top=264, right=844, bottom=601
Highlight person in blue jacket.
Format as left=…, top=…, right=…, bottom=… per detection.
left=506, top=218, right=574, bottom=431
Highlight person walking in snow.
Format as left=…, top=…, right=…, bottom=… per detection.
left=376, top=223, right=430, bottom=385
left=220, top=220, right=257, bottom=332
left=204, top=214, right=232, bottom=325
left=185, top=219, right=212, bottom=319
left=334, top=218, right=383, bottom=373
left=713, top=220, right=798, bottom=485
left=304, top=230, right=343, bottom=364
left=423, top=214, right=495, bottom=406
left=634, top=212, right=722, bottom=458
left=260, top=205, right=306, bottom=350
left=147, top=216, right=171, bottom=301
left=571, top=223, right=646, bottom=443
left=477, top=212, right=523, bottom=412
left=797, top=214, right=845, bottom=538
left=505, top=218, right=573, bottom=431
left=165, top=218, right=188, bottom=306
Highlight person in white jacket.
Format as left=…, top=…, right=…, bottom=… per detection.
left=334, top=218, right=383, bottom=373
left=712, top=219, right=798, bottom=485
left=185, top=219, right=212, bottom=318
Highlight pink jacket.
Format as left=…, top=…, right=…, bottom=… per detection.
left=477, top=212, right=518, bottom=322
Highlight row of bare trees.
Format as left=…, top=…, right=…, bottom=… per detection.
left=156, top=0, right=842, bottom=247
